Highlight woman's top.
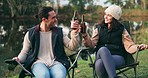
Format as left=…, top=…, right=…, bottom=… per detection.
left=83, top=26, right=138, bottom=54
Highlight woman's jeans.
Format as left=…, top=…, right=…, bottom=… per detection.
left=32, top=62, right=67, bottom=78
left=95, top=47, right=125, bottom=78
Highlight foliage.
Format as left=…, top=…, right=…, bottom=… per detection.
left=2, top=0, right=41, bottom=17
left=58, top=5, right=73, bottom=26
left=0, top=0, right=148, bottom=18
left=68, top=0, right=93, bottom=13
left=134, top=28, right=148, bottom=44
left=105, top=0, right=148, bottom=9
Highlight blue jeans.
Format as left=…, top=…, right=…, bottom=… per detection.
left=95, top=47, right=125, bottom=78
left=32, top=62, right=67, bottom=78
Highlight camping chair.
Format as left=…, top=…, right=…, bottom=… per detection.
left=67, top=52, right=78, bottom=78
left=67, top=47, right=89, bottom=78
left=81, top=47, right=140, bottom=78
left=4, top=52, right=79, bottom=78
left=67, top=47, right=98, bottom=78
left=68, top=47, right=98, bottom=78
left=116, top=49, right=139, bottom=78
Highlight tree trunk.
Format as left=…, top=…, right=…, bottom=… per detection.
left=7, top=0, right=16, bottom=18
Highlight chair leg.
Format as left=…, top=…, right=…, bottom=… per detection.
left=67, top=71, right=71, bottom=78
left=93, top=68, right=96, bottom=78
left=72, top=68, right=75, bottom=78
left=119, top=70, right=128, bottom=78
left=67, top=68, right=75, bottom=78
left=122, top=73, right=128, bottom=78
left=93, top=68, right=98, bottom=78
left=87, top=51, right=99, bottom=78
left=134, top=67, right=137, bottom=78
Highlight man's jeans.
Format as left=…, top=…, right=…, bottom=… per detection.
left=32, top=62, right=67, bottom=78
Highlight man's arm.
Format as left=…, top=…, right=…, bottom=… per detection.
left=15, top=32, right=31, bottom=63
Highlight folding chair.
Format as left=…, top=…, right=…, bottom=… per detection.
left=67, top=52, right=78, bottom=78
left=67, top=48, right=86, bottom=78
left=68, top=47, right=98, bottom=78
left=83, top=48, right=98, bottom=78
left=82, top=48, right=140, bottom=78
left=116, top=50, right=139, bottom=78
left=5, top=53, right=79, bottom=78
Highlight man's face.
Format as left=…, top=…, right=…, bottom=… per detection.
left=45, top=11, right=57, bottom=27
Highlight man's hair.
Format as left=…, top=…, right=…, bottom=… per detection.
left=35, top=7, right=54, bottom=20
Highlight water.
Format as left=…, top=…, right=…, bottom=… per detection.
left=0, top=19, right=39, bottom=77
left=0, top=17, right=148, bottom=77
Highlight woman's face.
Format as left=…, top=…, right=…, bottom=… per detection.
left=104, top=13, right=113, bottom=24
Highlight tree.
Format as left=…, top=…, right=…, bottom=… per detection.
left=138, top=0, right=148, bottom=9
left=5, top=0, right=41, bottom=18
left=105, top=0, right=148, bottom=9
left=68, top=0, right=93, bottom=13
left=6, top=0, right=16, bottom=18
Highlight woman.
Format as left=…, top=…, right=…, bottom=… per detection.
left=81, top=5, right=148, bottom=78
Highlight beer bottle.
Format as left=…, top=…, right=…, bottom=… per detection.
left=71, top=11, right=78, bottom=30
left=72, top=11, right=78, bottom=21
left=80, top=15, right=86, bottom=33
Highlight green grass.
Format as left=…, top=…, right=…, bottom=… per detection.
left=68, top=58, right=94, bottom=78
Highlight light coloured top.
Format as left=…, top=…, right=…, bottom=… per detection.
left=83, top=28, right=138, bottom=54
left=18, top=29, right=80, bottom=67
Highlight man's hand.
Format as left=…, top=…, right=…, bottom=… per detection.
left=71, top=20, right=80, bottom=33
left=138, top=44, right=148, bottom=51
left=13, top=57, right=21, bottom=63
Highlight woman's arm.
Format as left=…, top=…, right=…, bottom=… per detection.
left=122, top=29, right=138, bottom=53
left=82, top=28, right=99, bottom=48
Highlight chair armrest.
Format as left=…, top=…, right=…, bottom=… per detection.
left=116, top=61, right=139, bottom=70
left=134, top=49, right=140, bottom=62
left=5, top=59, right=18, bottom=71
left=5, top=59, right=34, bottom=77
left=68, top=47, right=90, bottom=71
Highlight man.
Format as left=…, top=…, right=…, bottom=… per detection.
left=13, top=7, right=80, bottom=78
